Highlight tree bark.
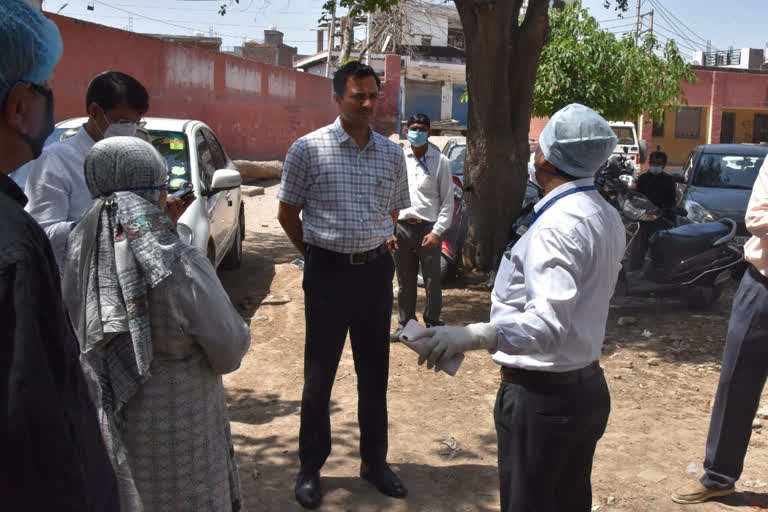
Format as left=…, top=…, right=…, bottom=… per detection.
left=340, top=11, right=357, bottom=64
left=453, top=0, right=551, bottom=270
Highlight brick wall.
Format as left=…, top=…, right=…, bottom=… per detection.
left=47, top=14, right=336, bottom=160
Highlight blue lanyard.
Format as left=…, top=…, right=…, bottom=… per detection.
left=530, top=185, right=596, bottom=227
left=417, top=155, right=430, bottom=175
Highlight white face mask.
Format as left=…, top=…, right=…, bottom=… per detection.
left=99, top=109, right=138, bottom=138
left=648, top=166, right=663, bottom=175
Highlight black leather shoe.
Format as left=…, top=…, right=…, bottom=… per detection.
left=360, top=463, right=407, bottom=499
left=295, top=469, right=322, bottom=509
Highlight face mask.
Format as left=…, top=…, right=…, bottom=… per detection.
left=648, top=166, right=663, bottom=175
left=18, top=83, right=55, bottom=160
left=99, top=108, right=138, bottom=138
left=407, top=129, right=428, bottom=148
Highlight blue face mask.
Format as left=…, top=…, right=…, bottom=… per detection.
left=407, top=129, right=428, bottom=148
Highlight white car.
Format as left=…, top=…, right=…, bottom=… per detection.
left=608, top=121, right=647, bottom=172
left=49, top=117, right=245, bottom=270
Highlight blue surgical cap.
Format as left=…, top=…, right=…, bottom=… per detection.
left=539, top=104, right=618, bottom=178
left=0, top=0, right=63, bottom=101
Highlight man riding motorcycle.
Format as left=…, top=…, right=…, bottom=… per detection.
left=629, top=149, right=678, bottom=270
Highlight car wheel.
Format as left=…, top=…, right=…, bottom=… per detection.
left=221, top=212, right=243, bottom=270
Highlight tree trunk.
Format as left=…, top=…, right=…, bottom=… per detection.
left=340, top=11, right=356, bottom=64
left=454, top=0, right=551, bottom=270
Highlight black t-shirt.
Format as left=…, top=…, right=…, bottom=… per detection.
left=637, top=171, right=678, bottom=210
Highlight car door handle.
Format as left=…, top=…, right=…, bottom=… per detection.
left=226, top=190, right=232, bottom=206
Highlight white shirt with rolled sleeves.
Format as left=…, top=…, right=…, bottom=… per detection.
left=25, top=126, right=96, bottom=270
left=278, top=118, right=411, bottom=254
left=489, top=178, right=626, bottom=372
left=399, top=143, right=453, bottom=235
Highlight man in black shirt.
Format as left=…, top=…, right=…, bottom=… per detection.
left=630, top=149, right=678, bottom=270
left=0, top=2, right=119, bottom=510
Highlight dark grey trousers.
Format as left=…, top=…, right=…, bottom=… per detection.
left=393, top=221, right=442, bottom=327
left=701, top=264, right=768, bottom=490
left=494, top=369, right=610, bottom=512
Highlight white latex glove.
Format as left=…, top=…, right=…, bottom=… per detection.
left=411, top=323, right=498, bottom=371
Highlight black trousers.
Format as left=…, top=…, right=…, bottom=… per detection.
left=298, top=245, right=395, bottom=472
left=393, top=221, right=442, bottom=327
left=494, top=368, right=610, bottom=512
left=701, top=264, right=768, bottom=490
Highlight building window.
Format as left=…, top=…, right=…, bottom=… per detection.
left=675, top=107, right=702, bottom=139
left=421, top=36, right=432, bottom=46
left=652, top=119, right=664, bottom=137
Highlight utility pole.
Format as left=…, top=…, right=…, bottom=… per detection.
left=325, top=0, right=336, bottom=78
left=647, top=9, right=654, bottom=38
left=365, top=11, right=372, bottom=65
left=634, top=0, right=642, bottom=45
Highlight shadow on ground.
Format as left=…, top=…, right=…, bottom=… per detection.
left=219, top=231, right=297, bottom=322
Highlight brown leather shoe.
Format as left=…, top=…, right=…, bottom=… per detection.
left=671, top=480, right=735, bottom=504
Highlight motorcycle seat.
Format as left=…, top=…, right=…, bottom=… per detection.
left=649, top=222, right=731, bottom=264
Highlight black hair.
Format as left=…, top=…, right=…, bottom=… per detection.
left=85, top=71, right=149, bottom=115
left=332, top=61, right=381, bottom=98
left=649, top=150, right=668, bottom=166
left=407, top=113, right=431, bottom=129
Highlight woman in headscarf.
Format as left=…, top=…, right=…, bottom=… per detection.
left=62, top=136, right=250, bottom=512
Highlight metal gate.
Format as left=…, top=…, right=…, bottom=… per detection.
left=403, top=81, right=441, bottom=125
left=720, top=112, right=735, bottom=143
left=451, top=85, right=468, bottom=125
left=754, top=113, right=768, bottom=143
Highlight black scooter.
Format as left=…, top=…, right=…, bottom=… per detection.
left=615, top=189, right=745, bottom=308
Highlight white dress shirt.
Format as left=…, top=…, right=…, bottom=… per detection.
left=490, top=178, right=626, bottom=372
left=25, top=126, right=96, bottom=269
left=398, top=143, right=454, bottom=236
left=744, top=158, right=768, bottom=277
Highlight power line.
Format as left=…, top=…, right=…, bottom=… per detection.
left=651, top=24, right=699, bottom=54
left=647, top=0, right=717, bottom=51
left=645, top=2, right=704, bottom=53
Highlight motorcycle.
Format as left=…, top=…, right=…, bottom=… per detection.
left=602, top=167, right=745, bottom=309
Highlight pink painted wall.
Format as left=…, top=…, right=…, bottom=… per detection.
left=529, top=67, right=768, bottom=163
left=47, top=14, right=401, bottom=161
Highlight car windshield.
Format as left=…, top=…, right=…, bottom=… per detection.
left=692, top=153, right=765, bottom=189
left=611, top=127, right=635, bottom=146
left=149, top=130, right=190, bottom=190
left=446, top=144, right=466, bottom=176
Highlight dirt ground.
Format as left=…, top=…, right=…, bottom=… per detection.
left=218, top=181, right=768, bottom=512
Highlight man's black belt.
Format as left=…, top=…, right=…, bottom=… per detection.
left=307, top=243, right=388, bottom=265
left=501, top=361, right=601, bottom=386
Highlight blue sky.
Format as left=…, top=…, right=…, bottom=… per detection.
left=43, top=0, right=766, bottom=58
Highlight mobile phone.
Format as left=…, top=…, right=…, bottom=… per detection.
left=170, top=181, right=194, bottom=200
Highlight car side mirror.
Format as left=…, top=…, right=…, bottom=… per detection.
left=208, top=169, right=242, bottom=195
